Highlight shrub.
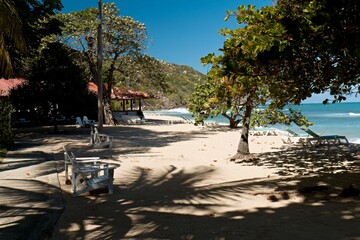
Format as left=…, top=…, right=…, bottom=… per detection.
left=0, top=97, right=13, bottom=147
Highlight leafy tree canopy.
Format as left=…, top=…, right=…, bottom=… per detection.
left=0, top=96, right=13, bottom=147
left=190, top=4, right=309, bottom=129
left=10, top=42, right=95, bottom=129
left=0, top=0, right=26, bottom=77
left=8, top=0, right=63, bottom=76
left=191, top=1, right=359, bottom=159
left=189, top=3, right=314, bottom=158
left=48, top=3, right=147, bottom=84
left=46, top=3, right=147, bottom=125
left=267, top=0, right=360, bottom=104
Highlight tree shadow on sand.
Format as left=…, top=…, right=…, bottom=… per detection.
left=51, top=125, right=218, bottom=164
left=7, top=126, right=360, bottom=239
left=53, top=164, right=360, bottom=239
left=0, top=179, right=64, bottom=240
left=247, top=144, right=360, bottom=176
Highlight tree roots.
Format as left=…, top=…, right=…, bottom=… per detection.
left=230, top=152, right=259, bottom=163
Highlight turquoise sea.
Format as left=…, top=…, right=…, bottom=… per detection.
left=146, top=102, right=360, bottom=144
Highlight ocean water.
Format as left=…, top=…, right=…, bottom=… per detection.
left=146, top=102, right=360, bottom=143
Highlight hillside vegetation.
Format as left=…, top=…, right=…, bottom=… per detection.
left=111, top=55, right=206, bottom=110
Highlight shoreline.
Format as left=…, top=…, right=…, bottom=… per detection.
left=145, top=105, right=360, bottom=144
left=146, top=110, right=360, bottom=144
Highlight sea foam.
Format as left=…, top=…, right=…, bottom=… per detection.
left=167, top=108, right=190, bottom=114
left=349, top=112, right=360, bottom=117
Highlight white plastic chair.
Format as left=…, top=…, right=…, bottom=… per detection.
left=83, top=116, right=95, bottom=127
left=63, top=146, right=100, bottom=184
left=75, top=117, right=83, bottom=128
left=90, top=125, right=113, bottom=149
left=63, top=146, right=119, bottom=196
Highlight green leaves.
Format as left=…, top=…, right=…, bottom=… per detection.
left=191, top=2, right=316, bottom=130
left=48, top=2, right=147, bottom=90
left=0, top=97, right=13, bottom=147
left=0, top=0, right=26, bottom=77
left=274, top=0, right=360, bottom=102
left=52, top=3, right=147, bottom=59
left=251, top=107, right=312, bottom=128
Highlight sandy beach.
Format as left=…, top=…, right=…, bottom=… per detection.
left=12, top=115, right=360, bottom=239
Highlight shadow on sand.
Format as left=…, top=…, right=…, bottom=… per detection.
left=2, top=126, right=360, bottom=239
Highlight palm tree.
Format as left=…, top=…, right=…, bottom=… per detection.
left=0, top=0, right=26, bottom=77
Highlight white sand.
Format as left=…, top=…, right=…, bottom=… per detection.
left=45, top=116, right=360, bottom=239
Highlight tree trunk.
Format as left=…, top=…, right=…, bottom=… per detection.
left=222, top=113, right=241, bottom=129
left=96, top=0, right=104, bottom=132
left=52, top=103, right=59, bottom=134
left=231, top=103, right=257, bottom=161
left=229, top=117, right=237, bottom=129
left=102, top=49, right=120, bottom=126
left=103, top=91, right=115, bottom=125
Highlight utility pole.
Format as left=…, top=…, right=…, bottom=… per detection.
left=97, top=0, right=104, bottom=132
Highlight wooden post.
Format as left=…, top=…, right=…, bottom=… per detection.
left=97, top=0, right=104, bottom=131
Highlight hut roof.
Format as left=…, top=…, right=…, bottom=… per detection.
left=88, top=82, right=153, bottom=100
left=0, top=78, right=27, bottom=96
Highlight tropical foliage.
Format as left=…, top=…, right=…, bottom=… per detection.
left=0, top=0, right=26, bottom=77
left=0, top=147, right=6, bottom=160
left=2, top=0, right=62, bottom=77
left=115, top=55, right=205, bottom=109
left=191, top=1, right=360, bottom=159
left=0, top=96, right=13, bottom=147
left=10, top=43, right=95, bottom=131
left=190, top=5, right=300, bottom=157
left=190, top=74, right=243, bottom=128
left=0, top=0, right=62, bottom=146
left=49, top=3, right=147, bottom=125
left=272, top=0, right=360, bottom=104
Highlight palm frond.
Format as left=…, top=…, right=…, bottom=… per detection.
left=0, top=0, right=26, bottom=77
left=0, top=34, right=14, bottom=76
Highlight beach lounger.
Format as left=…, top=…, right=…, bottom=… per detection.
left=75, top=116, right=84, bottom=128
left=301, top=127, right=349, bottom=145
left=249, top=127, right=278, bottom=136
left=281, top=128, right=308, bottom=144
left=63, top=146, right=119, bottom=196
left=83, top=116, right=96, bottom=127
left=285, top=128, right=302, bottom=137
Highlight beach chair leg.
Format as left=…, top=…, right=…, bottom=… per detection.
left=71, top=170, right=76, bottom=193
left=108, top=170, right=114, bottom=194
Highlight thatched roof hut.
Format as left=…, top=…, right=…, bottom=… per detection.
left=88, top=82, right=153, bottom=100
left=0, top=78, right=26, bottom=96
left=88, top=82, right=154, bottom=119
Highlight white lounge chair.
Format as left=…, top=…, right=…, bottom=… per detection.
left=281, top=128, right=308, bottom=144
left=249, top=127, right=278, bottom=136
left=63, top=146, right=101, bottom=184
left=90, top=125, right=113, bottom=149
left=75, top=117, right=84, bottom=128
left=301, top=127, right=349, bottom=145
left=83, top=116, right=96, bottom=127
left=63, top=146, right=119, bottom=196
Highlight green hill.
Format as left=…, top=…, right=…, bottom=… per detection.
left=112, top=55, right=206, bottom=110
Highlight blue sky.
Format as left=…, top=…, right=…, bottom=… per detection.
left=60, top=0, right=272, bottom=74
left=60, top=0, right=359, bottom=103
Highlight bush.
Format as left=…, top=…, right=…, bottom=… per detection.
left=0, top=97, right=13, bottom=147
